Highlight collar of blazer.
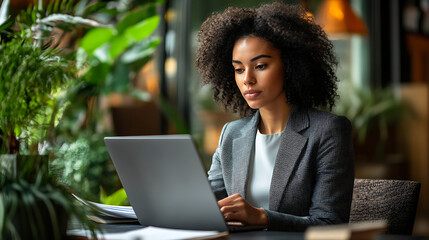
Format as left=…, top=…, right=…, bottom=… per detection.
left=231, top=106, right=310, bottom=210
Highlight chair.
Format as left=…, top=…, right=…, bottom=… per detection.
left=349, top=178, right=421, bottom=235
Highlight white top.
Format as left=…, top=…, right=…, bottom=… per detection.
left=246, top=129, right=282, bottom=209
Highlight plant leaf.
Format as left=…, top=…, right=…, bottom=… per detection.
left=80, top=27, right=115, bottom=55
left=0, top=17, right=13, bottom=32
left=103, top=61, right=131, bottom=94
left=108, top=34, right=130, bottom=60
left=116, top=3, right=157, bottom=34
left=109, top=15, right=159, bottom=59
left=82, top=2, right=108, bottom=17
left=120, top=37, right=160, bottom=64
left=124, top=15, right=159, bottom=42
left=0, top=0, right=10, bottom=26
left=74, top=0, right=91, bottom=16
left=38, top=13, right=108, bottom=28
left=100, top=188, right=128, bottom=206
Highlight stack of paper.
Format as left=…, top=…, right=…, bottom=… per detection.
left=73, top=194, right=138, bottom=223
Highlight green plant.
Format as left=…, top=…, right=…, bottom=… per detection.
left=51, top=0, right=168, bottom=200
left=0, top=1, right=107, bottom=238
left=0, top=168, right=98, bottom=240
left=333, top=81, right=407, bottom=160
left=100, top=187, right=129, bottom=206
left=74, top=0, right=163, bottom=127
left=15, top=0, right=174, bottom=204
left=0, top=0, right=104, bottom=154
left=51, top=133, right=118, bottom=201
left=0, top=36, right=75, bottom=154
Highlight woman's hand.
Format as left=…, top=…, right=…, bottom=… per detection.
left=218, top=193, right=268, bottom=226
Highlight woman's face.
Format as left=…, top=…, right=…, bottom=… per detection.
left=232, top=36, right=287, bottom=111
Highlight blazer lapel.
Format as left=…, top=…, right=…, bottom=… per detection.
left=269, top=107, right=309, bottom=211
left=231, top=113, right=258, bottom=197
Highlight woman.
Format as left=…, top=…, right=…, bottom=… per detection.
left=195, top=2, right=354, bottom=232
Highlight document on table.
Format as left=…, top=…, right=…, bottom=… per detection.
left=68, top=226, right=228, bottom=240
left=73, top=194, right=137, bottom=220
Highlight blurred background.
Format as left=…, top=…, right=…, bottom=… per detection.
left=4, top=0, right=429, bottom=235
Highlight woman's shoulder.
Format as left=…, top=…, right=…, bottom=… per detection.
left=305, top=107, right=345, bottom=119
left=305, top=108, right=351, bottom=128
left=216, top=114, right=256, bottom=147
left=222, top=113, right=257, bottom=135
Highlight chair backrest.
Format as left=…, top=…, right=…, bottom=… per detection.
left=349, top=178, right=421, bottom=235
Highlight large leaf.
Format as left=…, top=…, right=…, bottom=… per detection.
left=93, top=43, right=112, bottom=63
left=100, top=188, right=128, bottom=206
left=38, top=14, right=108, bottom=28
left=0, top=17, right=13, bottom=32
left=124, top=15, right=159, bottom=42
left=120, top=37, right=161, bottom=64
left=116, top=3, right=157, bottom=34
left=74, top=0, right=91, bottom=16
left=82, top=1, right=108, bottom=17
left=0, top=0, right=10, bottom=26
left=103, top=61, right=131, bottom=94
left=80, top=27, right=115, bottom=55
left=109, top=15, right=159, bottom=59
left=83, top=60, right=110, bottom=85
left=108, top=34, right=130, bottom=60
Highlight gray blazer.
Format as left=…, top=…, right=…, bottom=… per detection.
left=208, top=106, right=355, bottom=231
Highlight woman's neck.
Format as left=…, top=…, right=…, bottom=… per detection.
left=258, top=104, right=292, bottom=135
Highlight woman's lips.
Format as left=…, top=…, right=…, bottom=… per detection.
left=244, top=90, right=261, bottom=100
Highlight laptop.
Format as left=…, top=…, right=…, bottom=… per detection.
left=104, top=135, right=265, bottom=232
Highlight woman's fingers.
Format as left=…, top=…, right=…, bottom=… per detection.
left=217, top=194, right=268, bottom=226
left=218, top=194, right=245, bottom=220
left=218, top=193, right=241, bottom=207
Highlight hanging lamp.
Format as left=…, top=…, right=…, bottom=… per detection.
left=315, top=0, right=367, bottom=38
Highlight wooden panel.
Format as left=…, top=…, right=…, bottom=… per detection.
left=406, top=33, right=429, bottom=83
left=399, top=83, right=429, bottom=214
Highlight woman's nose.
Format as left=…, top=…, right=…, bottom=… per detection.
left=243, top=70, right=256, bottom=86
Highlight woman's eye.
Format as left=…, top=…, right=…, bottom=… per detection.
left=235, top=68, right=244, bottom=74
left=256, top=64, right=267, bottom=70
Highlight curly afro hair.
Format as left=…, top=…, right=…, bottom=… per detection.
left=195, top=2, right=339, bottom=117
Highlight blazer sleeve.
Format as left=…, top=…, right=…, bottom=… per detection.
left=265, top=116, right=355, bottom=231
left=207, top=123, right=229, bottom=201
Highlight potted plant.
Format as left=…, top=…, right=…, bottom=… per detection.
left=0, top=165, right=98, bottom=240
left=333, top=81, right=409, bottom=178
left=0, top=36, right=98, bottom=240
left=0, top=0, right=104, bottom=238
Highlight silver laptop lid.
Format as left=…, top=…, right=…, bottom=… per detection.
left=104, top=135, right=228, bottom=232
